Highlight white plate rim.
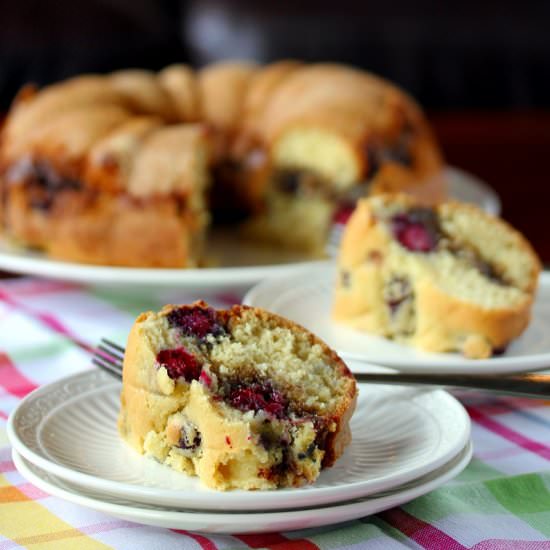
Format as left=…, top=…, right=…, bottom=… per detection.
left=11, top=442, right=472, bottom=533
left=0, top=245, right=329, bottom=289
left=244, top=266, right=550, bottom=374
left=0, top=166, right=498, bottom=289
left=7, top=369, right=471, bottom=511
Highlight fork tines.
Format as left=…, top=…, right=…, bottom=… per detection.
left=92, top=338, right=125, bottom=380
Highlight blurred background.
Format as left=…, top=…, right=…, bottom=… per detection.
left=1, top=0, right=549, bottom=256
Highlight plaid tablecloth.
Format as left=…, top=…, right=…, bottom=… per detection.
left=1, top=277, right=550, bottom=549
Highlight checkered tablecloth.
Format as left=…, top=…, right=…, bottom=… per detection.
left=1, top=277, right=550, bottom=549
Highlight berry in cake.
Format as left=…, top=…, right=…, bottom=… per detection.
left=166, top=305, right=226, bottom=340
left=118, top=301, right=357, bottom=490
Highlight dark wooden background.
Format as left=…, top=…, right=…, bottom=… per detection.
left=431, top=111, right=550, bottom=262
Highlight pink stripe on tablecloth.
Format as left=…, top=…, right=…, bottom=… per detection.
left=0, top=279, right=80, bottom=297
left=467, top=406, right=550, bottom=461
left=172, top=530, right=218, bottom=550
left=0, top=352, right=38, bottom=399
left=0, top=289, right=95, bottom=354
left=464, top=398, right=550, bottom=416
left=0, top=461, right=15, bottom=474
left=378, top=508, right=467, bottom=550
left=16, top=482, right=50, bottom=500
left=236, top=533, right=320, bottom=549
left=0, top=410, right=8, bottom=420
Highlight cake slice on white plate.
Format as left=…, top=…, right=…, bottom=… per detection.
left=333, top=194, right=541, bottom=358
left=118, top=301, right=357, bottom=490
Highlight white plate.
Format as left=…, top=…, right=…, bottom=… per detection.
left=12, top=443, right=472, bottom=534
left=7, top=369, right=470, bottom=511
left=244, top=266, right=550, bottom=374
left=447, top=166, right=500, bottom=216
left=0, top=167, right=498, bottom=290
left=0, top=230, right=327, bottom=291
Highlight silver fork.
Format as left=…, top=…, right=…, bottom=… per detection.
left=92, top=339, right=125, bottom=380
left=93, top=338, right=550, bottom=398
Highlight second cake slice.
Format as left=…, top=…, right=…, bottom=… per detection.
left=333, top=194, right=541, bottom=358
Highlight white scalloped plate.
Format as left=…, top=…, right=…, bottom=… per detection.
left=12, top=443, right=472, bottom=533
left=244, top=267, right=550, bottom=374
left=0, top=167, right=498, bottom=290
left=7, top=369, right=470, bottom=511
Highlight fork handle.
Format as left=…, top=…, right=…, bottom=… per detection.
left=353, top=371, right=550, bottom=398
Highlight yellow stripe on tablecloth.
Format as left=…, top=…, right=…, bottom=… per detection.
left=0, top=474, right=110, bottom=550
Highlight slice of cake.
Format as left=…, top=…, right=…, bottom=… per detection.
left=333, top=194, right=541, bottom=358
left=118, top=301, right=357, bottom=490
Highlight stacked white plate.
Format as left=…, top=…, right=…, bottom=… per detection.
left=9, top=369, right=472, bottom=533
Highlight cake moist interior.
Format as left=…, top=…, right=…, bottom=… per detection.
left=388, top=206, right=508, bottom=286
left=144, top=304, right=351, bottom=484
left=7, top=117, right=418, bottom=226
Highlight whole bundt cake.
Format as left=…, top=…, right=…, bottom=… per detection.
left=0, top=62, right=444, bottom=267
left=333, top=194, right=541, bottom=358
left=118, top=300, right=357, bottom=490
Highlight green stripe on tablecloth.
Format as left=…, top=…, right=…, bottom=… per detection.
left=289, top=519, right=388, bottom=547
left=454, top=458, right=503, bottom=483
left=89, top=288, right=163, bottom=318
left=9, top=340, right=76, bottom=362
left=485, top=473, right=550, bottom=537
left=403, top=482, right=506, bottom=521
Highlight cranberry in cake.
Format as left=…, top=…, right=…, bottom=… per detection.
left=118, top=301, right=357, bottom=490
left=333, top=194, right=541, bottom=359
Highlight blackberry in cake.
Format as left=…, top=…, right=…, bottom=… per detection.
left=333, top=194, right=541, bottom=359
left=118, top=301, right=357, bottom=490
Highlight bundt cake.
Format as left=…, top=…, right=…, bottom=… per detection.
left=118, top=301, right=357, bottom=490
left=333, top=194, right=541, bottom=359
left=0, top=62, right=444, bottom=267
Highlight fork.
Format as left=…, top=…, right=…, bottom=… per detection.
left=92, top=339, right=125, bottom=380
left=93, top=338, right=550, bottom=398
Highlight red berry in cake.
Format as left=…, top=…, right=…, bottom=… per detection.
left=333, top=205, right=355, bottom=225
left=391, top=209, right=439, bottom=252
left=398, top=223, right=434, bottom=251
left=167, top=306, right=225, bottom=339
left=199, top=370, right=212, bottom=388
left=229, top=385, right=267, bottom=412
left=228, top=382, right=288, bottom=419
left=156, top=347, right=202, bottom=381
